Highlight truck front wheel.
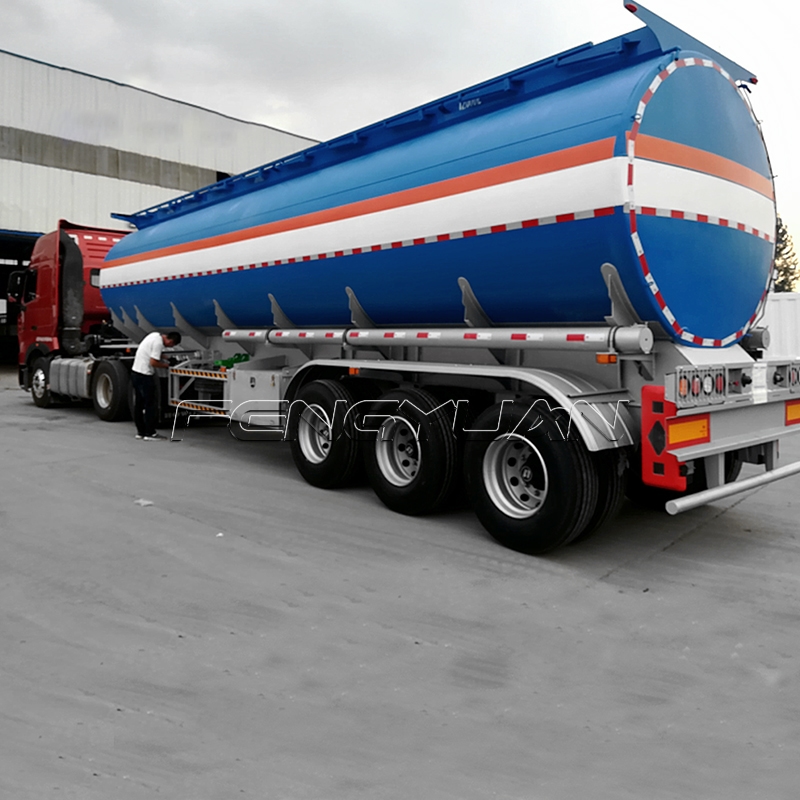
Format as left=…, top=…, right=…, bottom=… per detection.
left=464, top=402, right=598, bottom=554
left=30, top=357, right=54, bottom=408
left=92, top=360, right=131, bottom=421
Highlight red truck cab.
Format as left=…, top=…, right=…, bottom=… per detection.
left=6, top=221, right=127, bottom=389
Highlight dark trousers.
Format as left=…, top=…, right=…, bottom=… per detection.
left=131, top=371, right=158, bottom=436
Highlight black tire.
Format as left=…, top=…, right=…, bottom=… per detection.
left=571, top=448, right=629, bottom=543
left=464, top=401, right=598, bottom=554
left=30, top=357, right=54, bottom=408
left=91, top=360, right=131, bottom=421
left=340, top=378, right=382, bottom=484
left=288, top=379, right=360, bottom=489
left=363, top=387, right=458, bottom=515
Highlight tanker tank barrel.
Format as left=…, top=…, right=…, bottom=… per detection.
left=104, top=3, right=774, bottom=351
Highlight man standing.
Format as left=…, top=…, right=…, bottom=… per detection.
left=131, top=330, right=182, bottom=440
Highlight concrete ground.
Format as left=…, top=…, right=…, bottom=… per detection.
left=1, top=363, right=799, bottom=799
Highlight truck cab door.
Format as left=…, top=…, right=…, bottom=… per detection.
left=21, top=231, right=59, bottom=352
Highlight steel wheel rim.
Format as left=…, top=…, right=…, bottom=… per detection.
left=96, top=373, right=113, bottom=409
left=375, top=416, right=419, bottom=487
left=297, top=404, right=332, bottom=464
left=482, top=434, right=548, bottom=519
left=32, top=368, right=46, bottom=400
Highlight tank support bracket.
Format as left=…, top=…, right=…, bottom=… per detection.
left=134, top=306, right=158, bottom=334
left=458, top=277, right=506, bottom=363
left=214, top=300, right=256, bottom=355
left=111, top=308, right=146, bottom=344
left=602, top=263, right=643, bottom=328
left=213, top=299, right=237, bottom=331
left=268, top=293, right=296, bottom=328
left=458, top=277, right=493, bottom=328
left=171, top=302, right=211, bottom=350
left=345, top=286, right=376, bottom=328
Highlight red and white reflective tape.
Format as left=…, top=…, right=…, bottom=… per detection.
left=628, top=57, right=773, bottom=347
left=633, top=205, right=773, bottom=243
left=103, top=206, right=617, bottom=289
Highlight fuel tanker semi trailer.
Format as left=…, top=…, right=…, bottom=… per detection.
left=12, top=3, right=800, bottom=553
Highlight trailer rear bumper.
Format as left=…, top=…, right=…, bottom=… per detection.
left=665, top=459, right=800, bottom=515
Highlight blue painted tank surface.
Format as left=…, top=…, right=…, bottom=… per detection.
left=102, top=15, right=775, bottom=347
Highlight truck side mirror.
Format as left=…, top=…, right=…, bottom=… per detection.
left=23, top=270, right=37, bottom=304
left=6, top=270, right=25, bottom=304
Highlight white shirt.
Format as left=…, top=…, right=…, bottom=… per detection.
left=132, top=331, right=164, bottom=376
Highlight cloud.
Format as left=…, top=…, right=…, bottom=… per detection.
left=2, top=0, right=799, bottom=236
left=1, top=0, right=621, bottom=139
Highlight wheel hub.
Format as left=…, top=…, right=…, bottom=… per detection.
left=297, top=404, right=333, bottom=464
left=375, top=416, right=420, bottom=487
left=32, top=369, right=46, bottom=399
left=96, top=374, right=112, bottom=409
left=482, top=434, right=548, bottom=519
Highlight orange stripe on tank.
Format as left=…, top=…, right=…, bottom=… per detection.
left=633, top=133, right=774, bottom=200
left=104, top=137, right=617, bottom=268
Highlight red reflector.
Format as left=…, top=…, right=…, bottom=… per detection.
left=750, top=77, right=758, bottom=85
left=715, top=374, right=725, bottom=393
left=566, top=334, right=585, bottom=342
left=641, top=386, right=686, bottom=492
left=625, top=3, right=638, bottom=11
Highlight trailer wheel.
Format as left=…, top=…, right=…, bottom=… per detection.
left=570, top=448, right=628, bottom=543
left=289, top=379, right=360, bottom=489
left=91, top=360, right=131, bottom=421
left=464, top=402, right=598, bottom=554
left=364, top=387, right=458, bottom=515
left=30, top=357, right=54, bottom=408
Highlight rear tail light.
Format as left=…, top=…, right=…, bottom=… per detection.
left=676, top=363, right=797, bottom=407
left=675, top=367, right=729, bottom=408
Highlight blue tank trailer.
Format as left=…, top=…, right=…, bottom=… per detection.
left=103, top=3, right=773, bottom=348
left=11, top=3, right=800, bottom=553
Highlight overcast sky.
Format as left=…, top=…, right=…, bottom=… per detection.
left=3, top=0, right=799, bottom=238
